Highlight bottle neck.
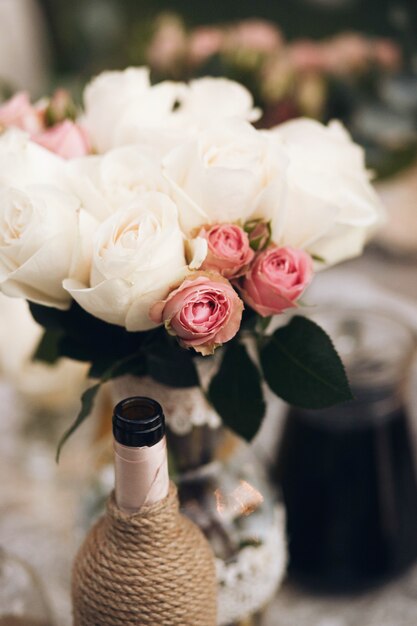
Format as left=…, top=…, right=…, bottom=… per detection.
left=114, top=436, right=170, bottom=514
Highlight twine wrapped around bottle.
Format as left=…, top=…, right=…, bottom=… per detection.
left=72, top=483, right=217, bottom=626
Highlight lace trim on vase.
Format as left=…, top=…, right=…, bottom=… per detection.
left=111, top=375, right=221, bottom=435
left=216, top=506, right=287, bottom=625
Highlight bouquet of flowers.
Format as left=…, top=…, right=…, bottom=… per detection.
left=0, top=67, right=382, bottom=457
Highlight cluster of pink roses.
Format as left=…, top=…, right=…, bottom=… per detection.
left=151, top=222, right=313, bottom=355
left=0, top=91, right=90, bottom=159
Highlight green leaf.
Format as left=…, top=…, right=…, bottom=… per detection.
left=88, top=358, right=117, bottom=379
left=257, top=316, right=272, bottom=334
left=88, top=353, right=146, bottom=380
left=56, top=383, right=100, bottom=462
left=29, top=302, right=68, bottom=331
left=56, top=353, right=147, bottom=461
left=33, top=329, right=64, bottom=364
left=146, top=333, right=199, bottom=388
left=208, top=341, right=265, bottom=441
left=312, top=253, right=326, bottom=264
left=260, top=316, right=352, bottom=409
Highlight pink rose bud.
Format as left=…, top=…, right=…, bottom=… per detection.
left=198, top=223, right=254, bottom=279
left=150, top=273, right=243, bottom=355
left=244, top=219, right=271, bottom=251
left=46, top=88, right=77, bottom=125
left=0, top=91, right=44, bottom=134
left=240, top=246, right=313, bottom=317
left=33, top=120, right=91, bottom=159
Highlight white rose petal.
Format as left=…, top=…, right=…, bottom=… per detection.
left=113, top=81, right=188, bottom=155
left=81, top=68, right=263, bottom=155
left=270, top=184, right=338, bottom=250
left=66, top=145, right=170, bottom=221
left=187, top=236, right=208, bottom=270
left=271, top=118, right=384, bottom=264
left=163, top=117, right=287, bottom=234
left=64, top=191, right=188, bottom=331
left=82, top=67, right=151, bottom=152
left=82, top=67, right=184, bottom=153
left=0, top=128, right=67, bottom=188
left=0, top=184, right=82, bottom=308
left=174, top=77, right=261, bottom=127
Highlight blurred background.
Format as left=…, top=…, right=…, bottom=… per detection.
left=0, top=1, right=417, bottom=625
left=3, top=0, right=417, bottom=178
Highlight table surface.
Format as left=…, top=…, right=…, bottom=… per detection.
left=1, top=249, right=417, bottom=626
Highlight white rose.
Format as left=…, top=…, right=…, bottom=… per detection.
left=63, top=191, right=192, bottom=331
left=0, top=128, right=67, bottom=187
left=174, top=77, right=261, bottom=128
left=271, top=118, right=384, bottom=265
left=0, top=184, right=84, bottom=308
left=115, top=77, right=262, bottom=156
left=162, top=117, right=287, bottom=234
left=82, top=67, right=184, bottom=153
left=66, top=145, right=170, bottom=221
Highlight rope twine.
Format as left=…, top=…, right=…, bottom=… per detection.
left=72, top=483, right=217, bottom=626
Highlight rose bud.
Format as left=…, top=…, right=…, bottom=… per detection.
left=198, top=223, right=254, bottom=278
left=34, top=120, right=91, bottom=159
left=244, top=219, right=271, bottom=251
left=46, top=88, right=78, bottom=125
left=239, top=246, right=313, bottom=316
left=150, top=273, right=243, bottom=355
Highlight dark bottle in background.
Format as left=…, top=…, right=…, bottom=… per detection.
left=274, top=309, right=417, bottom=592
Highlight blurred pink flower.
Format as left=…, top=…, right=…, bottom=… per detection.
left=322, top=33, right=371, bottom=74
left=0, top=91, right=44, bottom=134
left=225, top=18, right=283, bottom=54
left=147, top=15, right=187, bottom=72
left=372, top=39, right=402, bottom=71
left=188, top=26, right=224, bottom=66
left=288, top=40, right=326, bottom=73
left=34, top=120, right=91, bottom=159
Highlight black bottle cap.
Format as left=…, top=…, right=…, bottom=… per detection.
left=112, top=397, right=165, bottom=447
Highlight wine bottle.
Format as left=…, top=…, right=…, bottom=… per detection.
left=113, top=396, right=170, bottom=513
left=72, top=396, right=217, bottom=626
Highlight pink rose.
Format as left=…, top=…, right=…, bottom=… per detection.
left=198, top=223, right=254, bottom=278
left=240, top=246, right=313, bottom=317
left=0, top=92, right=44, bottom=134
left=150, top=273, right=243, bottom=355
left=33, top=120, right=91, bottom=159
